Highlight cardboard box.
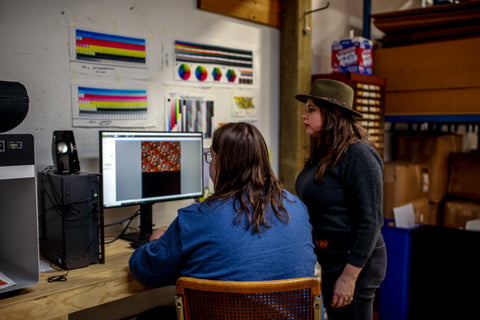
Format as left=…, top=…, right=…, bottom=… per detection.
left=444, top=199, right=480, bottom=229
left=448, top=152, right=480, bottom=201
left=396, top=133, right=463, bottom=202
left=383, top=161, right=429, bottom=219
left=332, top=37, right=373, bottom=75
left=416, top=198, right=441, bottom=226
left=427, top=200, right=441, bottom=226
left=411, top=197, right=430, bottom=225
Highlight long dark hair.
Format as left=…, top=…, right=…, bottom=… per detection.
left=305, top=105, right=374, bottom=182
left=204, top=122, right=289, bottom=234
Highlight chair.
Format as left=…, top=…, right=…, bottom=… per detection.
left=174, top=277, right=322, bottom=320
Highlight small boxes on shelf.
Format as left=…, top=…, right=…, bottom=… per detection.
left=332, top=37, right=373, bottom=75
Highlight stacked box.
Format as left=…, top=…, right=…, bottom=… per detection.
left=447, top=152, right=480, bottom=201
left=332, top=37, right=373, bottom=75
left=396, top=133, right=463, bottom=202
left=444, top=152, right=480, bottom=229
left=443, top=200, right=480, bottom=229
left=383, top=162, right=430, bottom=223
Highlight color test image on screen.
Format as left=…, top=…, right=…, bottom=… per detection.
left=141, top=141, right=181, bottom=198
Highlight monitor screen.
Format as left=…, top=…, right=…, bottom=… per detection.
left=99, top=131, right=204, bottom=209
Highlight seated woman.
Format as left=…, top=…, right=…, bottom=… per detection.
left=129, top=122, right=316, bottom=288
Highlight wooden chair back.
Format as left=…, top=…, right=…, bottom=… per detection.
left=175, top=277, right=322, bottom=320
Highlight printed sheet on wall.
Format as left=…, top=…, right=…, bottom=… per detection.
left=164, top=40, right=257, bottom=88
left=165, top=91, right=215, bottom=140
left=69, top=27, right=157, bottom=127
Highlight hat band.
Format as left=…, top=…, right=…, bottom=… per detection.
left=318, top=96, right=351, bottom=109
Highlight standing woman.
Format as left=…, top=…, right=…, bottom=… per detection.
left=295, top=79, right=387, bottom=320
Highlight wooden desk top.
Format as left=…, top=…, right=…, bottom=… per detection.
left=0, top=240, right=150, bottom=320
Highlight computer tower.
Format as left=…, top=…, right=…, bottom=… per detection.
left=38, top=171, right=104, bottom=270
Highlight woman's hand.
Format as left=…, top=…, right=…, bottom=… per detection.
left=149, top=226, right=168, bottom=241
left=331, top=263, right=361, bottom=308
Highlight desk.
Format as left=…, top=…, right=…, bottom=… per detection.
left=0, top=240, right=174, bottom=320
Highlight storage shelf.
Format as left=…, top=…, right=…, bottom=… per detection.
left=385, top=114, right=480, bottom=123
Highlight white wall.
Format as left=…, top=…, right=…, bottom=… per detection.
left=0, top=0, right=280, bottom=228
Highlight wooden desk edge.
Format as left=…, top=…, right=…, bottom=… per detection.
left=0, top=240, right=151, bottom=319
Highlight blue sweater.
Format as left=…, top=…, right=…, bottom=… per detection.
left=129, top=191, right=316, bottom=288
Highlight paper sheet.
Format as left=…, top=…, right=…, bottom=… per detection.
left=0, top=271, right=15, bottom=290
left=393, top=203, right=416, bottom=229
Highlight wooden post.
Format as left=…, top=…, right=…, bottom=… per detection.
left=279, top=0, right=312, bottom=193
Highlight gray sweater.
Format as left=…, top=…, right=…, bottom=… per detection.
left=295, top=141, right=384, bottom=268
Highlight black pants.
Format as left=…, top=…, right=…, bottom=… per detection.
left=320, top=243, right=387, bottom=320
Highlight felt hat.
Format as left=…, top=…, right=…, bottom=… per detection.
left=295, top=79, right=362, bottom=118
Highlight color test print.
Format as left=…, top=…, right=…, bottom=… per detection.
left=232, top=95, right=257, bottom=117
left=141, top=141, right=181, bottom=198
left=75, top=86, right=148, bottom=120
left=167, top=97, right=214, bottom=138
left=141, top=141, right=180, bottom=173
left=174, top=40, right=253, bottom=85
left=72, top=28, right=147, bottom=68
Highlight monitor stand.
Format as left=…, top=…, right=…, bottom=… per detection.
left=121, top=203, right=153, bottom=248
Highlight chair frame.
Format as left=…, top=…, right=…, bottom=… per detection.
left=175, top=277, right=322, bottom=320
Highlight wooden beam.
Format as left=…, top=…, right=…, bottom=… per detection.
left=198, top=0, right=282, bottom=28
left=279, top=0, right=312, bottom=193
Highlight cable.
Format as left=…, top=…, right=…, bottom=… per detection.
left=47, top=271, right=68, bottom=282
left=104, top=210, right=140, bottom=227
left=40, top=168, right=93, bottom=222
left=47, top=264, right=69, bottom=282
left=104, top=209, right=141, bottom=244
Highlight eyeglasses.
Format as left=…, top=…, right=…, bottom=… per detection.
left=204, top=151, right=213, bottom=164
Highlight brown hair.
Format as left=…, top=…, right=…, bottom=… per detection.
left=204, top=122, right=289, bottom=234
left=305, top=105, right=374, bottom=182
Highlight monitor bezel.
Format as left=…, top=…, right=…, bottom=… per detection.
left=98, top=130, right=204, bottom=210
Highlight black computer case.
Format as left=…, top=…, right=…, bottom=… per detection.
left=38, top=171, right=104, bottom=270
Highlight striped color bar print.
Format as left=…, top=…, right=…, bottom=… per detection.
left=174, top=41, right=252, bottom=68
left=167, top=98, right=214, bottom=137
left=77, top=86, right=148, bottom=119
left=75, top=29, right=146, bottom=66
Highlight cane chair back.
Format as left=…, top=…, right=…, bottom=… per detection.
left=175, top=276, right=322, bottom=320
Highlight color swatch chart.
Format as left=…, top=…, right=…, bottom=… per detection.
left=167, top=98, right=214, bottom=138
left=72, top=29, right=146, bottom=68
left=75, top=86, right=148, bottom=120
left=174, top=40, right=253, bottom=85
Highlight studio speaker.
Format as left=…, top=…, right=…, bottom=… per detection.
left=52, top=130, right=80, bottom=174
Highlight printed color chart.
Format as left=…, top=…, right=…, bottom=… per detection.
left=75, top=86, right=148, bottom=120
left=167, top=97, right=214, bottom=138
left=72, top=29, right=147, bottom=68
left=174, top=41, right=253, bottom=85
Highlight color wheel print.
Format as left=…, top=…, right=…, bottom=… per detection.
left=195, top=65, right=208, bottom=81
left=178, top=64, right=191, bottom=80
left=212, top=67, right=222, bottom=81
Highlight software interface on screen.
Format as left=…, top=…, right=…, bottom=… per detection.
left=100, top=131, right=203, bottom=208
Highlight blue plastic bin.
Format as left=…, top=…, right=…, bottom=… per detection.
left=378, top=219, right=416, bottom=320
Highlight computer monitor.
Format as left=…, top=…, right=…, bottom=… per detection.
left=99, top=130, right=204, bottom=246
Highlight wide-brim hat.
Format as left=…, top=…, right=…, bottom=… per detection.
left=295, top=79, right=362, bottom=118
